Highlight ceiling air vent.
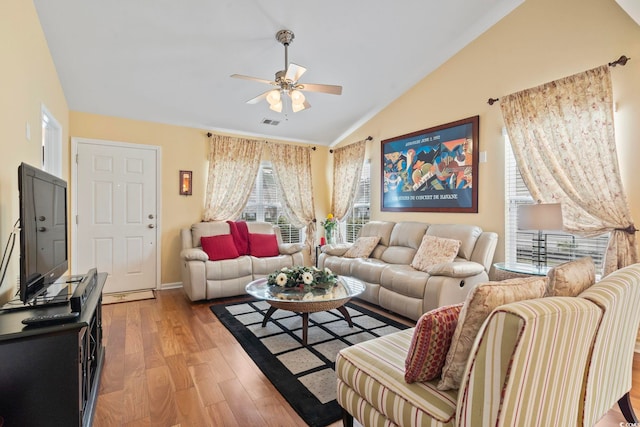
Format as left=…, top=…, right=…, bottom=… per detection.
left=261, top=118, right=280, bottom=126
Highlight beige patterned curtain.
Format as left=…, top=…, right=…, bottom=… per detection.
left=267, top=142, right=317, bottom=261
left=331, top=139, right=367, bottom=242
left=203, top=134, right=264, bottom=221
left=500, top=65, right=637, bottom=276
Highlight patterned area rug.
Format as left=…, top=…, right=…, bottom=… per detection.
left=210, top=299, right=410, bottom=427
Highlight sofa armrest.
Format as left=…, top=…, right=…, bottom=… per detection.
left=456, top=297, right=602, bottom=426
left=180, top=248, right=208, bottom=261
left=426, top=261, right=485, bottom=278
left=279, top=243, right=305, bottom=255
left=321, top=243, right=351, bottom=256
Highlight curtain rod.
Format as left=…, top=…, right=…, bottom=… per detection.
left=487, top=55, right=630, bottom=106
left=329, top=136, right=372, bottom=153
left=206, top=132, right=317, bottom=150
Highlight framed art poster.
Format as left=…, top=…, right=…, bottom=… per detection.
left=381, top=115, right=479, bottom=213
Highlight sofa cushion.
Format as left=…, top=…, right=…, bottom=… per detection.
left=344, top=236, right=381, bottom=258
left=411, top=235, right=461, bottom=272
left=201, top=234, right=240, bottom=261
left=337, top=329, right=458, bottom=424
left=547, top=256, right=596, bottom=297
left=191, top=222, right=230, bottom=248
left=427, top=261, right=485, bottom=278
left=405, top=303, right=463, bottom=383
left=438, top=276, right=547, bottom=390
left=248, top=233, right=279, bottom=257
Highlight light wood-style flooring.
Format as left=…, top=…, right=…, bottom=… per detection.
left=93, top=288, right=640, bottom=426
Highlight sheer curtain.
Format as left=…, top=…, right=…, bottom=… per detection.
left=331, top=139, right=367, bottom=242
left=500, top=65, right=637, bottom=276
left=267, top=142, right=317, bottom=261
left=203, top=134, right=264, bottom=221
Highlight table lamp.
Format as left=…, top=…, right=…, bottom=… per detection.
left=517, top=203, right=563, bottom=270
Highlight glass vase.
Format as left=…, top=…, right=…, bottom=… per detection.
left=326, top=228, right=336, bottom=245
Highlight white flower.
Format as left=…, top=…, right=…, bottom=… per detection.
left=276, top=273, right=288, bottom=287
left=302, top=272, right=314, bottom=285
left=324, top=267, right=333, bottom=275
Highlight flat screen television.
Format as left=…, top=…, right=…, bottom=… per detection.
left=18, top=162, right=69, bottom=304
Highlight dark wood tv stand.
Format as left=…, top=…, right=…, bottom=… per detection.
left=0, top=272, right=106, bottom=426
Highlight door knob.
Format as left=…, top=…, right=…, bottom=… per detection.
left=148, top=224, right=155, bottom=229
left=148, top=214, right=155, bottom=219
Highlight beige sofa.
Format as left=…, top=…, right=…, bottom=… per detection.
left=180, top=221, right=304, bottom=301
left=318, top=221, right=498, bottom=320
left=337, top=262, right=640, bottom=426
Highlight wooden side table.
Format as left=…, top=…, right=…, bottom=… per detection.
left=493, top=262, right=550, bottom=281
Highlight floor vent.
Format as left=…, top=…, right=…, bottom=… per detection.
left=261, top=118, right=280, bottom=126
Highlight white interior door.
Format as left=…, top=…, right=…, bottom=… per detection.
left=73, top=139, right=160, bottom=294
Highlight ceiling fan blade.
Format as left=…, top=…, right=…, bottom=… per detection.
left=230, top=74, right=275, bottom=85
left=284, top=63, right=307, bottom=82
left=246, top=91, right=271, bottom=105
left=297, top=83, right=342, bottom=95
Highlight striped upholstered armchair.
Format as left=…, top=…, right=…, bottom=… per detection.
left=336, top=263, right=640, bottom=426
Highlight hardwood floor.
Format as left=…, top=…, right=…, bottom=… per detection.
left=94, top=288, right=640, bottom=426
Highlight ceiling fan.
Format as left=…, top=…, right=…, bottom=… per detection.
left=231, top=29, right=342, bottom=113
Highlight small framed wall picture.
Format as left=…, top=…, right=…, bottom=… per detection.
left=179, top=170, right=192, bottom=195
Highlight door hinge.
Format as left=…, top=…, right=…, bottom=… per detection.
left=75, top=215, right=78, bottom=225
left=75, top=153, right=78, bottom=164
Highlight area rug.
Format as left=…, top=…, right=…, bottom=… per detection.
left=210, top=300, right=410, bottom=427
left=102, top=290, right=155, bottom=305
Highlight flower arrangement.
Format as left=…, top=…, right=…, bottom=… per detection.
left=321, top=213, right=337, bottom=234
left=267, top=265, right=338, bottom=290
left=321, top=213, right=338, bottom=244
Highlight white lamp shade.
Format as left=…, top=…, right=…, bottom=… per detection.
left=290, top=89, right=305, bottom=104
left=269, top=101, right=283, bottom=112
left=517, top=203, right=563, bottom=230
left=266, top=89, right=281, bottom=106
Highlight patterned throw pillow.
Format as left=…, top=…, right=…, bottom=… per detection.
left=343, top=236, right=381, bottom=258
left=411, top=235, right=461, bottom=272
left=201, top=234, right=240, bottom=261
left=404, top=303, right=463, bottom=383
left=546, top=256, right=596, bottom=297
left=437, top=276, right=547, bottom=390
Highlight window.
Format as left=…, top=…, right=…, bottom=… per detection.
left=240, top=162, right=302, bottom=243
left=41, top=105, right=62, bottom=178
left=343, top=160, right=371, bottom=243
left=504, top=134, right=608, bottom=273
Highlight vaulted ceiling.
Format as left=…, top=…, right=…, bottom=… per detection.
left=34, top=0, right=526, bottom=145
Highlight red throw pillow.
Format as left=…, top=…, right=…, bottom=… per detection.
left=404, top=303, right=463, bottom=383
left=201, top=234, right=240, bottom=261
left=249, top=233, right=279, bottom=257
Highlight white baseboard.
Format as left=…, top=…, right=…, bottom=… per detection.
left=160, top=281, right=182, bottom=290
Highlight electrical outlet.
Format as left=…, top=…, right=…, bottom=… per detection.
left=479, top=151, right=487, bottom=163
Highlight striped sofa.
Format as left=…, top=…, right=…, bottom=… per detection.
left=336, top=263, right=640, bottom=426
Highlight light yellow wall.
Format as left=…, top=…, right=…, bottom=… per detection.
left=336, top=0, right=640, bottom=264
left=0, top=1, right=69, bottom=303
left=69, top=112, right=330, bottom=284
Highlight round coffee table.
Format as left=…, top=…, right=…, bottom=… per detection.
left=245, top=276, right=365, bottom=345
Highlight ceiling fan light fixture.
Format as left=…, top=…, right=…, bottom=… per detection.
left=291, top=101, right=305, bottom=113
left=269, top=101, right=283, bottom=113
left=266, top=89, right=281, bottom=106
left=290, top=89, right=305, bottom=105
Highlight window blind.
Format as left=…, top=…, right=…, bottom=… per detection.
left=241, top=162, right=302, bottom=243
left=504, top=135, right=608, bottom=273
